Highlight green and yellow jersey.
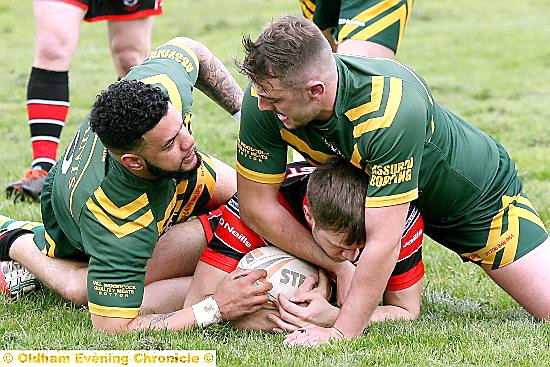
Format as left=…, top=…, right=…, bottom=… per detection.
left=36, top=38, right=217, bottom=318
left=238, top=54, right=548, bottom=268
left=300, top=0, right=414, bottom=53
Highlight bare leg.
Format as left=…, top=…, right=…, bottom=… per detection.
left=9, top=234, right=88, bottom=305
left=337, top=39, right=395, bottom=58
left=204, top=156, right=237, bottom=210
left=107, top=17, right=153, bottom=77
left=33, top=1, right=84, bottom=70
left=145, top=219, right=208, bottom=284
left=486, top=237, right=550, bottom=320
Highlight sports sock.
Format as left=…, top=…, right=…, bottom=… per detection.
left=0, top=228, right=34, bottom=261
left=27, top=67, right=70, bottom=172
left=0, top=214, right=43, bottom=233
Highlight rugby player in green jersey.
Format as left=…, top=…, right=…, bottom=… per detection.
left=235, top=15, right=549, bottom=346
left=0, top=37, right=272, bottom=332
left=300, top=0, right=413, bottom=58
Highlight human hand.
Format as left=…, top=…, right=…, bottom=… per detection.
left=283, top=324, right=345, bottom=347
left=293, top=269, right=331, bottom=300
left=269, top=290, right=338, bottom=332
left=213, top=268, right=271, bottom=320
left=333, top=260, right=355, bottom=306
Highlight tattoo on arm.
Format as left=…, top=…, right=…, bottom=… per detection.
left=188, top=40, right=244, bottom=115
left=138, top=312, right=176, bottom=330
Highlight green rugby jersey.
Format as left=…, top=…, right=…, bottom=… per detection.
left=237, top=54, right=515, bottom=227
left=42, top=38, right=217, bottom=318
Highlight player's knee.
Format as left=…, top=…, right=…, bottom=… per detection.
left=34, top=35, right=74, bottom=66
left=110, top=45, right=146, bottom=76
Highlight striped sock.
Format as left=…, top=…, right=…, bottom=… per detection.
left=0, top=214, right=43, bottom=233
left=27, top=67, right=69, bottom=172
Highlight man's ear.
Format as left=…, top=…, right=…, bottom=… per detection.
left=120, top=153, right=145, bottom=171
left=306, top=80, right=325, bottom=100
left=303, top=202, right=315, bottom=229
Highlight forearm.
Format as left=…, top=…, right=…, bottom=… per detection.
left=333, top=239, right=400, bottom=337
left=184, top=38, right=243, bottom=114
left=127, top=308, right=197, bottom=331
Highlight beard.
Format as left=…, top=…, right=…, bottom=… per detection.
left=145, top=149, right=202, bottom=182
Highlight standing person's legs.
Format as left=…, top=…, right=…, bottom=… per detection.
left=6, top=1, right=85, bottom=201
left=107, top=17, right=153, bottom=77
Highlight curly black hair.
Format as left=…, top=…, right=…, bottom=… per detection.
left=89, top=80, right=170, bottom=152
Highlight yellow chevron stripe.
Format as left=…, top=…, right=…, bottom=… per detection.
left=280, top=130, right=333, bottom=163
left=366, top=188, right=417, bottom=208
left=350, top=5, right=407, bottom=51
left=351, top=144, right=363, bottom=169
left=160, top=38, right=200, bottom=70
left=344, top=76, right=384, bottom=121
left=236, top=162, right=286, bottom=184
left=338, top=0, right=402, bottom=42
left=86, top=198, right=154, bottom=239
left=353, top=77, right=402, bottom=138
left=301, top=3, right=314, bottom=19
left=88, top=302, right=140, bottom=319
left=140, top=74, right=183, bottom=114
left=94, top=188, right=149, bottom=220
left=45, top=231, right=57, bottom=258
left=158, top=188, right=179, bottom=234
left=70, top=133, right=99, bottom=213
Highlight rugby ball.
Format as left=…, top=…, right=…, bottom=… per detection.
left=237, top=246, right=318, bottom=301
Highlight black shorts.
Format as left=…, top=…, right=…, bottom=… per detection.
left=57, top=0, right=163, bottom=22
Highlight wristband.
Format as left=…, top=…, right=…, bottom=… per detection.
left=192, top=296, right=222, bottom=327
left=232, top=110, right=241, bottom=124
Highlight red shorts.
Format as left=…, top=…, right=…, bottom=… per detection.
left=53, top=0, right=162, bottom=22
left=198, top=194, right=425, bottom=292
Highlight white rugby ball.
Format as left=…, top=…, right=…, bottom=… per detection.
left=237, top=246, right=318, bottom=301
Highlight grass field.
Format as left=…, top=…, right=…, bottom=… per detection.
left=1, top=1, right=549, bottom=366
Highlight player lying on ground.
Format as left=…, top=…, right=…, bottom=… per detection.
left=182, top=159, right=425, bottom=331
left=0, top=37, right=270, bottom=333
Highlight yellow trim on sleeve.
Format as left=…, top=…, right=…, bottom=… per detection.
left=353, top=77, right=403, bottom=138
left=366, top=188, right=418, bottom=208
left=160, top=38, right=200, bottom=70
left=280, top=130, right=333, bottom=163
left=140, top=74, right=183, bottom=114
left=338, top=0, right=402, bottom=42
left=344, top=76, right=384, bottom=121
left=88, top=302, right=140, bottom=319
left=236, top=162, right=285, bottom=184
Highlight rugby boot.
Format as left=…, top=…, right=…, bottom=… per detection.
left=0, top=228, right=37, bottom=297
left=5, top=168, right=48, bottom=202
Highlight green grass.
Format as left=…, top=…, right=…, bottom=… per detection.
left=1, top=0, right=549, bottom=365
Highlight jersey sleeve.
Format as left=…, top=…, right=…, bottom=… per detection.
left=80, top=186, right=158, bottom=319
left=351, top=78, right=429, bottom=208
left=125, top=37, right=200, bottom=131
left=236, top=84, right=288, bottom=184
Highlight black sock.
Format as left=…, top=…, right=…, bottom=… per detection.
left=0, top=228, right=34, bottom=261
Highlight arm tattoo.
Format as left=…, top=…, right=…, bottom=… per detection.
left=139, top=312, right=176, bottom=329
left=190, top=41, right=244, bottom=115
